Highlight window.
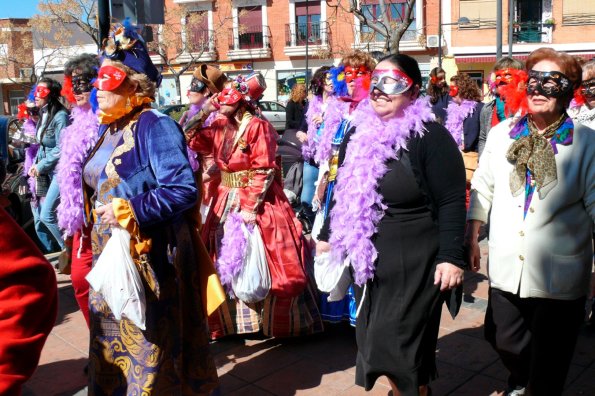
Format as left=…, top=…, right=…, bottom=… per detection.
left=9, top=90, right=25, bottom=116
left=359, top=0, right=416, bottom=43
left=186, top=11, right=210, bottom=53
left=459, top=0, right=497, bottom=29
left=563, top=0, right=595, bottom=25
left=267, top=102, right=285, bottom=112
left=461, top=71, right=484, bottom=97
left=295, top=2, right=322, bottom=45
left=277, top=70, right=312, bottom=103
left=238, top=6, right=263, bottom=49
left=0, top=44, right=7, bottom=65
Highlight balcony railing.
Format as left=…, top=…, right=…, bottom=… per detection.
left=285, top=21, right=329, bottom=47
left=229, top=25, right=270, bottom=50
left=512, top=21, right=549, bottom=44
left=359, top=27, right=417, bottom=44
left=187, top=28, right=214, bottom=53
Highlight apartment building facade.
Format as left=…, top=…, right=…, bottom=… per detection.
left=444, top=0, right=595, bottom=95
left=0, top=18, right=34, bottom=116
left=161, top=0, right=442, bottom=105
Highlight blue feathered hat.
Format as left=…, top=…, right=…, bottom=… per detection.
left=101, top=18, right=162, bottom=87
left=330, top=65, right=347, bottom=97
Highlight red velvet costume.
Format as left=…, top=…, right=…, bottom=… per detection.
left=0, top=208, right=58, bottom=395
left=189, top=114, right=323, bottom=338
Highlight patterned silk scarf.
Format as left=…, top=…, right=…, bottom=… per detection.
left=506, top=113, right=573, bottom=199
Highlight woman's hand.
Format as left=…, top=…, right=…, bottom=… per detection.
left=316, top=241, right=331, bottom=256
left=465, top=220, right=483, bottom=272
left=434, top=263, right=464, bottom=291
left=95, top=203, right=120, bottom=227
left=296, top=131, right=308, bottom=143
left=312, top=115, right=323, bottom=127
left=466, top=238, right=482, bottom=272
left=240, top=210, right=257, bottom=225
left=203, top=96, right=219, bottom=115
left=28, top=165, right=38, bottom=178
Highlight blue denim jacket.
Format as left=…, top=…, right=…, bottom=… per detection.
left=35, top=109, right=70, bottom=175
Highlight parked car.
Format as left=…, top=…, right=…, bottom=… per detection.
left=158, top=104, right=187, bottom=121
left=258, top=101, right=286, bottom=132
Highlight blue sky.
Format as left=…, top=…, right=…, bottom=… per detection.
left=1, top=0, right=40, bottom=18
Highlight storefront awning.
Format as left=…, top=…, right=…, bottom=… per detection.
left=455, top=52, right=595, bottom=64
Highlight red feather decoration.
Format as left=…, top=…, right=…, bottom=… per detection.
left=61, top=76, right=76, bottom=104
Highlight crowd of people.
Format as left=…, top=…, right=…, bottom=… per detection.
left=1, top=18, right=593, bottom=396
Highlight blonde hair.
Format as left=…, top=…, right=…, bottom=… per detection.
left=582, top=59, right=595, bottom=81
left=342, top=50, right=376, bottom=71
left=290, top=83, right=307, bottom=103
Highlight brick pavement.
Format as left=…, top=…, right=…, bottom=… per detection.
left=22, top=243, right=595, bottom=396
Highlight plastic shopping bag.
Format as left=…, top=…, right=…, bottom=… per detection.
left=231, top=224, right=271, bottom=303
left=314, top=252, right=352, bottom=302
left=86, top=228, right=147, bottom=330
left=310, top=211, right=324, bottom=242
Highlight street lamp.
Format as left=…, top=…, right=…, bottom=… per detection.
left=438, top=16, right=471, bottom=68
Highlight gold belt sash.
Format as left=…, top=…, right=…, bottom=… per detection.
left=221, top=170, right=255, bottom=188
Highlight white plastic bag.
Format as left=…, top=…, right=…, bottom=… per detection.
left=310, top=211, right=325, bottom=242
left=314, top=252, right=351, bottom=302
left=86, top=228, right=147, bottom=330
left=231, top=224, right=271, bottom=303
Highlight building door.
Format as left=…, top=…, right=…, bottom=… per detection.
left=516, top=0, right=543, bottom=43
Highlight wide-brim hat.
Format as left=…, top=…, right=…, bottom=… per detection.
left=194, top=64, right=227, bottom=93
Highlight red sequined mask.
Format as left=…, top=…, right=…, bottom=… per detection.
left=449, top=85, right=459, bottom=97
left=344, top=65, right=371, bottom=84
left=93, top=65, right=127, bottom=91
left=495, top=68, right=524, bottom=87
left=35, top=85, right=51, bottom=99
left=217, top=87, right=243, bottom=105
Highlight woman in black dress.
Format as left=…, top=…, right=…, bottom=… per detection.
left=316, top=54, right=467, bottom=396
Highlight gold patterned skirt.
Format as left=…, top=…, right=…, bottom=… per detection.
left=88, top=220, right=218, bottom=396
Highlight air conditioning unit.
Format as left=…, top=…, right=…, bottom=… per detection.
left=426, top=35, right=444, bottom=48
left=19, top=68, right=33, bottom=78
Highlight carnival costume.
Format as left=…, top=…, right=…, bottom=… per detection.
left=186, top=73, right=323, bottom=339
left=17, top=96, right=40, bottom=208
left=82, top=22, right=218, bottom=394
left=31, top=83, right=70, bottom=253
left=178, top=64, right=226, bottom=221
left=0, top=207, right=57, bottom=395
left=313, top=65, right=370, bottom=325
left=569, top=77, right=595, bottom=128
left=56, top=62, right=100, bottom=327
left=319, top=94, right=466, bottom=393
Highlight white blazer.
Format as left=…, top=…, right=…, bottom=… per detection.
left=468, top=117, right=595, bottom=300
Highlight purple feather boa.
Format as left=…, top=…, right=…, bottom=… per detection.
left=315, top=97, right=350, bottom=164
left=216, top=212, right=250, bottom=293
left=56, top=105, right=99, bottom=237
left=302, top=94, right=324, bottom=160
left=444, top=100, right=477, bottom=146
left=329, top=97, right=435, bottom=286
left=22, top=119, right=39, bottom=206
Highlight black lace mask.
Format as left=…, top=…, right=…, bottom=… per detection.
left=526, top=70, right=572, bottom=98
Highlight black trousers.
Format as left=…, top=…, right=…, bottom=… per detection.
left=484, top=287, right=585, bottom=395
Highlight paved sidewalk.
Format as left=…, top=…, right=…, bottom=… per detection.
left=23, top=243, right=595, bottom=396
